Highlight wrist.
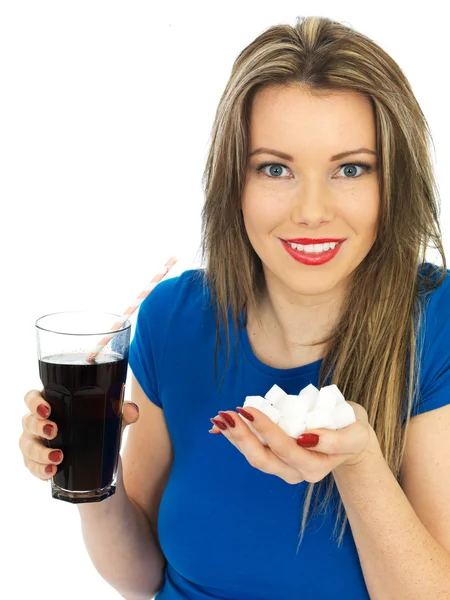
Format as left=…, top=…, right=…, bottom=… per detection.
left=333, top=425, right=384, bottom=480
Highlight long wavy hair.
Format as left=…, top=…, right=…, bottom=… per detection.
left=197, top=15, right=447, bottom=549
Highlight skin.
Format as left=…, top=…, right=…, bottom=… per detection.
left=241, top=84, right=380, bottom=354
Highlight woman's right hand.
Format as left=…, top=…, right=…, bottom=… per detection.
left=19, top=389, right=140, bottom=481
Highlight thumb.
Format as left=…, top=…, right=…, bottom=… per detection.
left=122, top=400, right=140, bottom=431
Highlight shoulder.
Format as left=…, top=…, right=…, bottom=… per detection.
left=137, top=268, right=209, bottom=321
left=416, top=262, right=450, bottom=346
left=413, top=262, right=450, bottom=416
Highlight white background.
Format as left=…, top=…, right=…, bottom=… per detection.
left=1, top=1, right=448, bottom=599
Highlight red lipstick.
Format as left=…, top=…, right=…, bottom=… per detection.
left=283, top=238, right=345, bottom=244
left=280, top=239, right=345, bottom=266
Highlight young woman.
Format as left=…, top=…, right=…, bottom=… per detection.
left=19, top=16, right=450, bottom=599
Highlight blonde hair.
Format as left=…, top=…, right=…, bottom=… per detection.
left=198, top=15, right=447, bottom=549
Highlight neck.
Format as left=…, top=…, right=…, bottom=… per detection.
left=252, top=274, right=346, bottom=352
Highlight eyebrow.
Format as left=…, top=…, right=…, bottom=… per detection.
left=248, top=147, right=378, bottom=162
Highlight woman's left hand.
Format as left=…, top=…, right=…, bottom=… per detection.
left=209, top=402, right=381, bottom=484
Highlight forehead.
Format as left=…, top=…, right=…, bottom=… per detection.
left=248, top=85, right=376, bottom=154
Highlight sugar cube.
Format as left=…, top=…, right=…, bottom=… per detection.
left=332, top=402, right=356, bottom=429
left=305, top=408, right=336, bottom=430
left=298, top=384, right=319, bottom=411
left=282, top=395, right=308, bottom=421
left=278, top=414, right=307, bottom=437
left=243, top=395, right=266, bottom=409
left=315, top=387, right=337, bottom=411
left=243, top=395, right=282, bottom=424
left=324, top=384, right=346, bottom=404
left=265, top=384, right=288, bottom=410
left=241, top=395, right=282, bottom=446
left=276, top=395, right=309, bottom=438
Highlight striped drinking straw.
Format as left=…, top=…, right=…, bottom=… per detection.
left=87, top=255, right=178, bottom=363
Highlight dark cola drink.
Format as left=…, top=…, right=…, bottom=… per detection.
left=38, top=352, right=127, bottom=502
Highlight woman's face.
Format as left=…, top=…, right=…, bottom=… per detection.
left=241, top=85, right=380, bottom=299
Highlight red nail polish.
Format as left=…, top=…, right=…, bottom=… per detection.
left=219, top=412, right=235, bottom=427
left=43, top=424, right=54, bottom=437
left=48, top=450, right=63, bottom=463
left=211, top=418, right=227, bottom=431
left=297, top=433, right=319, bottom=448
left=236, top=407, right=254, bottom=422
left=37, top=404, right=50, bottom=419
left=45, top=464, right=54, bottom=474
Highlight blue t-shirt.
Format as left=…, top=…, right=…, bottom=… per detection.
left=128, top=264, right=450, bottom=600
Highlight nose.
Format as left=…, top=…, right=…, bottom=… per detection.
left=289, top=180, right=333, bottom=227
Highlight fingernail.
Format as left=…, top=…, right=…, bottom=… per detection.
left=210, top=418, right=227, bottom=431
left=236, top=407, right=254, bottom=422
left=37, top=404, right=50, bottom=419
left=297, top=433, right=320, bottom=448
left=45, top=464, right=54, bottom=474
left=218, top=412, right=235, bottom=427
left=43, top=424, right=54, bottom=437
left=209, top=429, right=222, bottom=434
left=48, top=450, right=63, bottom=463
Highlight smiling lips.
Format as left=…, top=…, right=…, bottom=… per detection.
left=281, top=238, right=345, bottom=265
left=283, top=237, right=346, bottom=244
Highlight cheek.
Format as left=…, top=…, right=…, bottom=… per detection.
left=366, top=201, right=380, bottom=239
left=242, top=188, right=287, bottom=232
left=344, top=193, right=380, bottom=236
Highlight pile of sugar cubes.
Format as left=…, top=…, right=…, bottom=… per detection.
left=240, top=383, right=356, bottom=446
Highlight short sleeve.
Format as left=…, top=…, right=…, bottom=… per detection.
left=412, top=268, right=450, bottom=417
left=128, top=279, right=175, bottom=409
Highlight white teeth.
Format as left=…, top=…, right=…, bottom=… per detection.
left=287, top=241, right=339, bottom=253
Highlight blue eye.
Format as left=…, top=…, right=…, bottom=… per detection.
left=256, top=163, right=291, bottom=178
left=255, top=162, right=373, bottom=179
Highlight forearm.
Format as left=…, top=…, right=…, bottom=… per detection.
left=332, top=431, right=450, bottom=599
left=78, top=483, right=166, bottom=600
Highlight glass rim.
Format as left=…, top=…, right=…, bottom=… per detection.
left=35, top=310, right=132, bottom=336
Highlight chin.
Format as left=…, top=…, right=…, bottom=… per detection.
left=284, top=262, right=350, bottom=291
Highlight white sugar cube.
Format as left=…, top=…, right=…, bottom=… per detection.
left=243, top=395, right=281, bottom=424
left=265, top=384, right=288, bottom=410
left=324, top=384, right=346, bottom=404
left=278, top=395, right=308, bottom=435
left=278, top=414, right=307, bottom=438
left=282, top=395, right=309, bottom=419
left=298, top=384, right=319, bottom=411
left=243, top=395, right=266, bottom=409
left=315, top=387, right=337, bottom=411
left=333, top=402, right=356, bottom=429
left=305, top=408, right=336, bottom=431
left=282, top=395, right=308, bottom=424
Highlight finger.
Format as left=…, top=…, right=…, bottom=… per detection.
left=23, top=454, right=56, bottom=481
left=19, top=434, right=64, bottom=466
left=237, top=407, right=331, bottom=469
left=121, top=401, right=139, bottom=439
left=122, top=401, right=139, bottom=426
left=24, top=389, right=51, bottom=420
left=300, top=421, right=370, bottom=456
left=215, top=411, right=304, bottom=485
left=208, top=423, right=222, bottom=434
left=22, top=413, right=58, bottom=440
